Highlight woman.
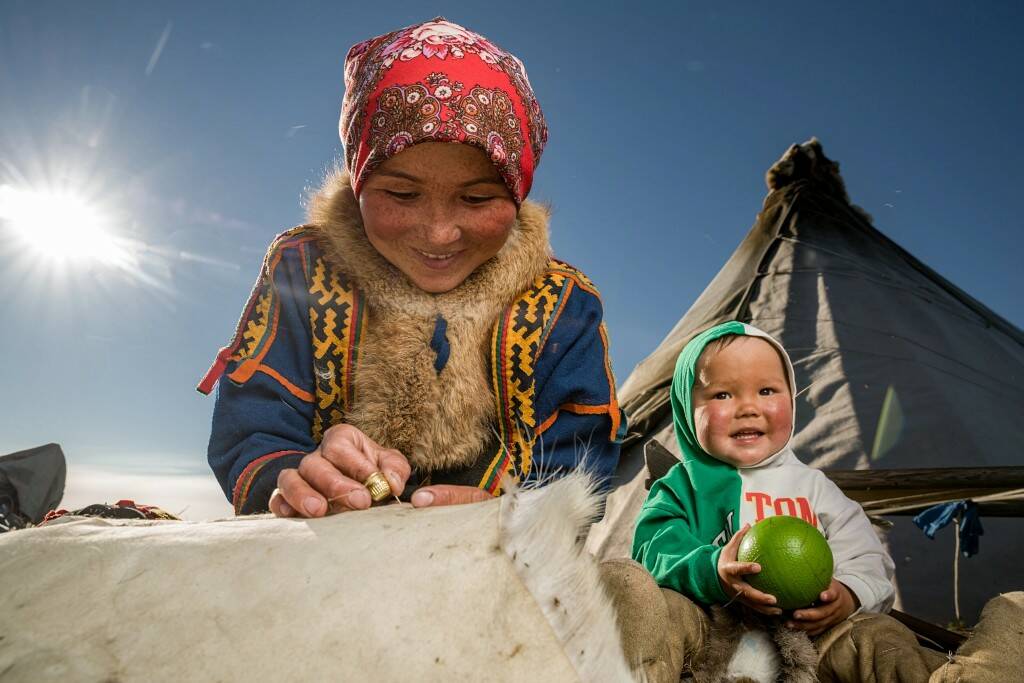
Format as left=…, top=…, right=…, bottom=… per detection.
left=198, top=18, right=624, bottom=517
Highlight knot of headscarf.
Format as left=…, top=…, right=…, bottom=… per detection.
left=339, top=17, right=548, bottom=204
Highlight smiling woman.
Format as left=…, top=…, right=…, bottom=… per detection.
left=0, top=184, right=131, bottom=267
left=200, top=18, right=625, bottom=521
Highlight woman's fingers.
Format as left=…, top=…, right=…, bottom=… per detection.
left=276, top=467, right=329, bottom=517
left=410, top=484, right=492, bottom=508
left=374, top=447, right=411, bottom=497
left=320, top=426, right=411, bottom=495
left=270, top=425, right=414, bottom=518
left=298, top=453, right=371, bottom=511
left=268, top=489, right=295, bottom=517
left=276, top=458, right=370, bottom=518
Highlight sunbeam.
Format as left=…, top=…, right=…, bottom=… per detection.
left=0, top=184, right=134, bottom=268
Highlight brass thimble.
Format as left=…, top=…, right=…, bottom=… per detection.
left=363, top=471, right=393, bottom=503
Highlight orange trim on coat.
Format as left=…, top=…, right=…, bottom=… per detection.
left=534, top=402, right=615, bottom=438
left=225, top=247, right=290, bottom=385
left=256, top=365, right=314, bottom=403
left=597, top=322, right=622, bottom=439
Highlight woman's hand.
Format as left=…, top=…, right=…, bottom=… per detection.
left=410, top=485, right=492, bottom=508
left=270, top=424, right=410, bottom=518
left=717, top=524, right=783, bottom=616
left=786, top=579, right=859, bottom=636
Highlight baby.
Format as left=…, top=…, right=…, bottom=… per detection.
left=632, top=321, right=931, bottom=681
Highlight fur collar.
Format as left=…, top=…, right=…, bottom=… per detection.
left=304, top=169, right=553, bottom=473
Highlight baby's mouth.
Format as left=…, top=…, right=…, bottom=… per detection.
left=731, top=429, right=764, bottom=442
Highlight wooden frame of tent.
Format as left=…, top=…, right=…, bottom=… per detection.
left=827, top=466, right=1024, bottom=518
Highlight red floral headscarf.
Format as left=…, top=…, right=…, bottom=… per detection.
left=340, top=18, right=548, bottom=204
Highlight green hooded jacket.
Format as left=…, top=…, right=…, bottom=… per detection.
left=631, top=321, right=794, bottom=605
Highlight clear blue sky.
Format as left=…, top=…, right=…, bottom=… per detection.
left=2, top=1, right=1021, bottom=515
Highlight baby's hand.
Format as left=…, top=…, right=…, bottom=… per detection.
left=786, top=579, right=859, bottom=636
left=717, top=524, right=782, bottom=616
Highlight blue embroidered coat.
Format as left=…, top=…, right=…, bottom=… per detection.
left=199, top=182, right=624, bottom=514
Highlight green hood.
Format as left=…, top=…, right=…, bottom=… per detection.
left=670, top=320, right=797, bottom=468
left=632, top=320, right=798, bottom=604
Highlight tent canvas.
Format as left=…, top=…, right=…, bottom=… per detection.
left=587, top=139, right=1024, bottom=624
left=0, top=443, right=65, bottom=524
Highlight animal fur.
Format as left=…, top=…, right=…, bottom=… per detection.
left=306, top=169, right=552, bottom=473
left=500, top=471, right=641, bottom=682
left=764, top=138, right=872, bottom=224
left=691, top=605, right=818, bottom=683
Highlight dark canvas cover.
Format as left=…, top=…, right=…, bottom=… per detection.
left=0, top=443, right=66, bottom=523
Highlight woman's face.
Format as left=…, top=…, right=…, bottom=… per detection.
left=358, top=142, right=518, bottom=294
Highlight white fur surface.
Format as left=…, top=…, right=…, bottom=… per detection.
left=724, top=629, right=782, bottom=682
left=500, top=472, right=639, bottom=682
left=0, top=496, right=584, bottom=681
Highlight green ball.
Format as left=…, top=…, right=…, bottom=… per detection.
left=736, top=516, right=834, bottom=610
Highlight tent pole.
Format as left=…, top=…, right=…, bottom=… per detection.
left=953, top=513, right=961, bottom=626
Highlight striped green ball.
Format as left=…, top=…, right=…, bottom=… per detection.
left=736, top=515, right=834, bottom=610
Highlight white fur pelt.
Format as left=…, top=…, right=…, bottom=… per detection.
left=500, top=472, right=640, bottom=682
left=692, top=605, right=818, bottom=683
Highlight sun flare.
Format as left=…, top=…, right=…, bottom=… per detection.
left=0, top=184, right=132, bottom=267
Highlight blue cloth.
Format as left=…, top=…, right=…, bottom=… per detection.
left=430, top=314, right=450, bottom=373
left=913, top=500, right=983, bottom=557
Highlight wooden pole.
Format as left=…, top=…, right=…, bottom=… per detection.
left=953, top=513, right=962, bottom=626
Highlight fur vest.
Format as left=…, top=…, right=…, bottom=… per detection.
left=306, top=169, right=552, bottom=476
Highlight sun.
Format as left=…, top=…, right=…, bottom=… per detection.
left=0, top=184, right=132, bottom=267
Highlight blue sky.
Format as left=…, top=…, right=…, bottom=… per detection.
left=1, top=2, right=1021, bottom=517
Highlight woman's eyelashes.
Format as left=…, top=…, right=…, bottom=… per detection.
left=383, top=189, right=419, bottom=200
left=379, top=189, right=495, bottom=204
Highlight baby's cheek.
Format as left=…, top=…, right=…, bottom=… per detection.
left=698, top=406, right=732, bottom=446
left=763, top=400, right=794, bottom=433
left=692, top=408, right=712, bottom=451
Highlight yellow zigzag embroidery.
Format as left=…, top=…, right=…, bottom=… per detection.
left=481, top=262, right=575, bottom=494
left=309, top=255, right=363, bottom=443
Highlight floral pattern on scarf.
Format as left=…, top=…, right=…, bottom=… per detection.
left=340, top=17, right=546, bottom=204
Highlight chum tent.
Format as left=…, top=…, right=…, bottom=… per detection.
left=587, top=139, right=1024, bottom=625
